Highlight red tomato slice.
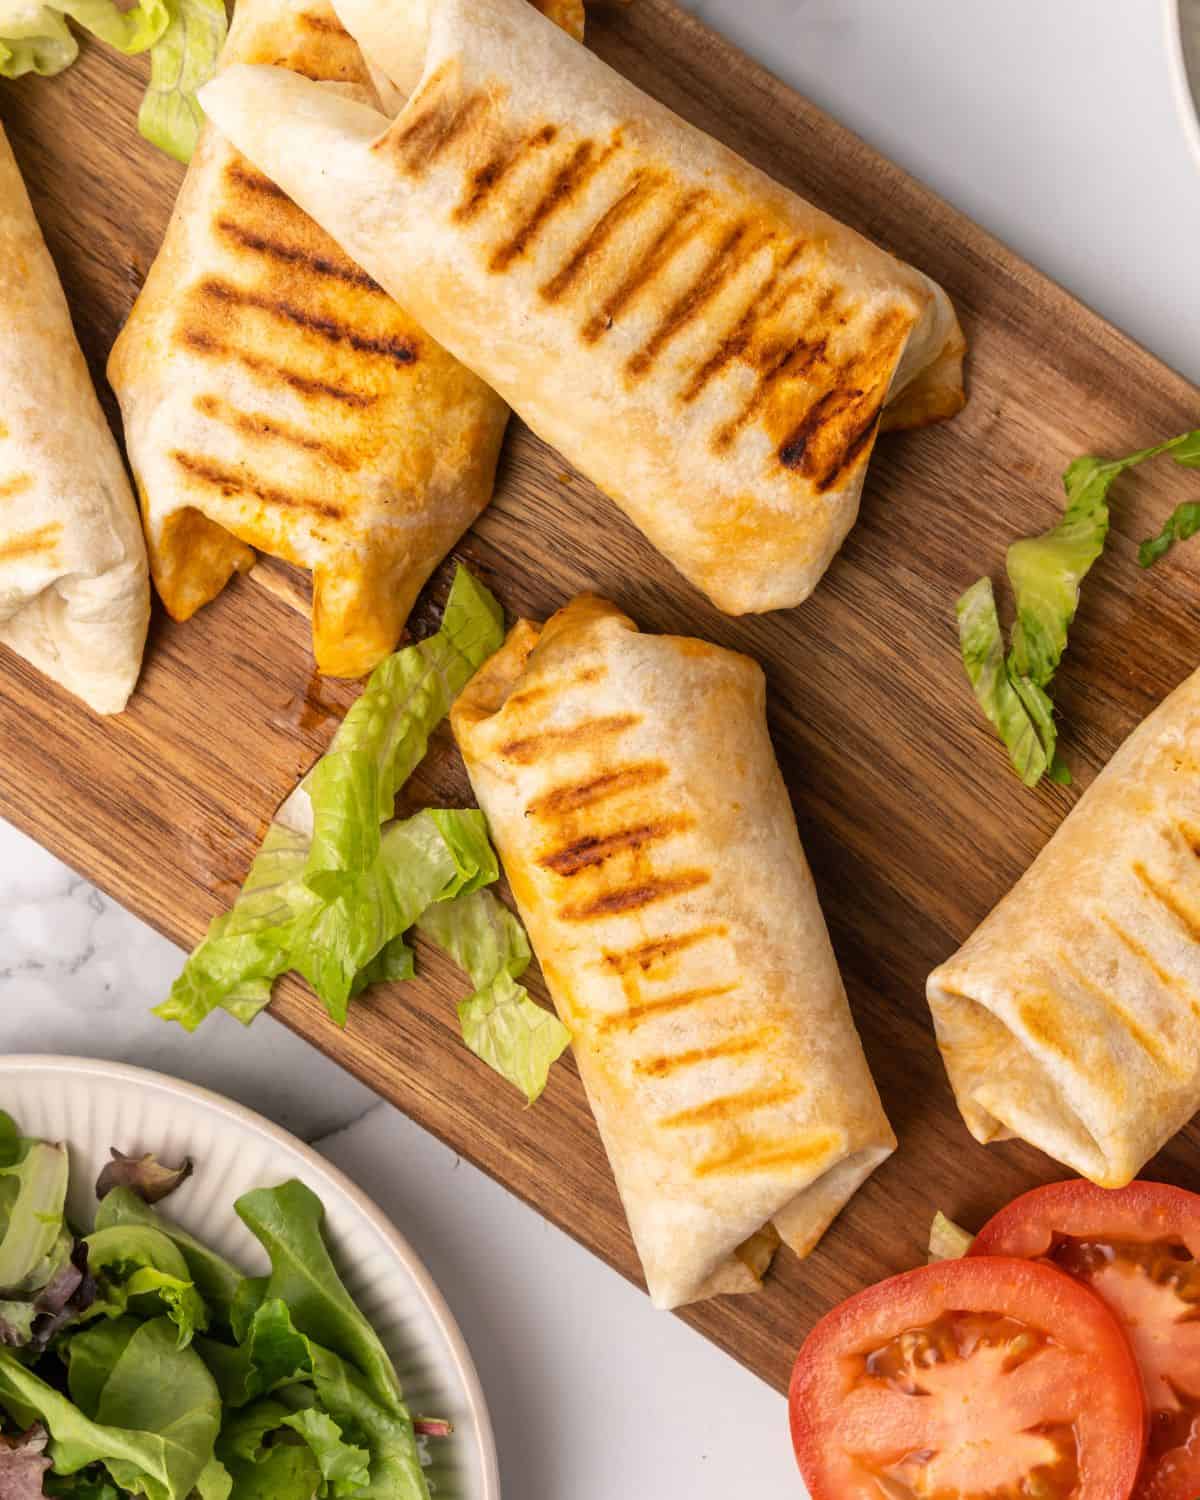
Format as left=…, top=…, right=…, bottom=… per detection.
left=789, top=1255, right=1146, bottom=1500
left=972, top=1179, right=1200, bottom=1500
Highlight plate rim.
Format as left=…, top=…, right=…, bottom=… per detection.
left=1165, top=0, right=1200, bottom=169
left=0, top=1053, right=501, bottom=1500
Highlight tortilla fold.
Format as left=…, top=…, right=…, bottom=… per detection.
left=199, top=0, right=965, bottom=616
left=928, top=667, right=1200, bottom=1186
left=452, top=595, right=895, bottom=1308
left=0, top=125, right=149, bottom=714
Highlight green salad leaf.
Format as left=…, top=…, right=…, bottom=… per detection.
left=0, top=3, right=76, bottom=77
left=137, top=0, right=227, bottom=163
left=958, top=428, right=1200, bottom=787
left=420, top=888, right=570, bottom=1104
left=83, top=1224, right=208, bottom=1347
left=282, top=1407, right=371, bottom=1494
left=217, top=1401, right=322, bottom=1500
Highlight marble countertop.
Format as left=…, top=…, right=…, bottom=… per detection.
left=4, top=3, right=1199, bottom=1495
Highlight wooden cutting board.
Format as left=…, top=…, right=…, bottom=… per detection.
left=3, top=0, right=1200, bottom=1397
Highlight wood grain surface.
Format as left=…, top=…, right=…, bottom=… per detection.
left=3, top=0, right=1200, bottom=1396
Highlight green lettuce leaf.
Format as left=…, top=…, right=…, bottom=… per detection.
left=94, top=1188, right=243, bottom=1332
left=200, top=1297, right=313, bottom=1408
left=928, top=1211, right=974, bottom=1263
left=67, top=1317, right=142, bottom=1418
left=420, top=886, right=569, bottom=1104
left=281, top=1408, right=370, bottom=1495
left=83, top=1224, right=209, bottom=1347
left=1139, top=439, right=1200, bottom=566
left=0, top=3, right=77, bottom=77
left=217, top=1401, right=322, bottom=1500
left=0, top=1140, right=69, bottom=1293
left=234, top=1181, right=401, bottom=1413
left=0, top=1112, right=19, bottom=1167
left=0, top=1318, right=221, bottom=1500
left=137, top=0, right=226, bottom=163
left=304, top=565, right=504, bottom=894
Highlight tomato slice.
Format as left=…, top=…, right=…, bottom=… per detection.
left=972, top=1180, right=1200, bottom=1500
left=789, top=1255, right=1146, bottom=1500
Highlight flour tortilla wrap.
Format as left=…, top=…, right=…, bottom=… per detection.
left=108, top=0, right=521, bottom=678
left=929, top=666, right=1200, bottom=1186
left=0, top=125, right=148, bottom=714
left=452, top=596, right=895, bottom=1308
left=199, top=0, right=966, bottom=617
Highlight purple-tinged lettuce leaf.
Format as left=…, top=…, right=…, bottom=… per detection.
left=96, top=1149, right=193, bottom=1206
left=0, top=1423, right=51, bottom=1498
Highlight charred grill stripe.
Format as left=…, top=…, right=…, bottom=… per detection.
left=1100, top=912, right=1200, bottom=1023
left=1178, top=821, right=1200, bottom=857
left=660, top=1083, right=798, bottom=1131
left=455, top=124, right=558, bottom=223
left=528, top=761, right=668, bottom=818
left=195, top=279, right=417, bottom=366
left=491, top=137, right=621, bottom=273
left=581, top=188, right=710, bottom=343
left=0, top=474, right=34, bottom=500
left=179, top=330, right=378, bottom=408
left=170, top=451, right=344, bottom=520
left=540, top=171, right=658, bottom=302
left=626, top=222, right=767, bottom=379
left=193, top=394, right=358, bottom=472
left=561, top=869, right=709, bottom=921
left=538, top=814, right=693, bottom=878
left=214, top=218, right=382, bottom=292
left=299, top=8, right=349, bottom=32
left=596, top=982, right=736, bottom=1031
left=695, top=1133, right=838, bottom=1178
left=500, top=713, right=640, bottom=764
left=225, top=160, right=290, bottom=202
left=1058, top=949, right=1175, bottom=1071
left=0, top=522, right=59, bottom=561
left=714, top=334, right=828, bottom=451
left=635, top=1030, right=775, bottom=1079
left=777, top=386, right=863, bottom=471
left=504, top=666, right=606, bottom=711
left=388, top=64, right=455, bottom=151
left=1132, top=861, right=1200, bottom=945
left=601, top=925, right=727, bottom=976
left=808, top=398, right=884, bottom=492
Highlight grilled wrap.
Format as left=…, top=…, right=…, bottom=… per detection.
left=452, top=595, right=895, bottom=1308
left=928, top=667, right=1200, bottom=1186
left=200, top=0, right=965, bottom=616
left=108, top=0, right=513, bottom=678
left=0, top=125, right=148, bottom=714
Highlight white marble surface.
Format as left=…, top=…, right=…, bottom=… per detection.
left=3, top=3, right=1199, bottom=1496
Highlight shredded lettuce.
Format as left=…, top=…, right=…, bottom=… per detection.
left=959, top=429, right=1200, bottom=787
left=928, top=1211, right=974, bottom=1263
left=419, top=888, right=570, bottom=1104
left=0, top=0, right=223, bottom=165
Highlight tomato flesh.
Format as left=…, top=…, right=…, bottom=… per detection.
left=972, top=1181, right=1200, bottom=1500
left=789, top=1256, right=1145, bottom=1500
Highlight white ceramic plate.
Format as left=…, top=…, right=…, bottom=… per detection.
left=1167, top=0, right=1200, bottom=168
left=0, top=1055, right=499, bottom=1500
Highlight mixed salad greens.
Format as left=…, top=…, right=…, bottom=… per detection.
left=0, top=0, right=225, bottom=163
left=0, top=1111, right=439, bottom=1500
left=159, top=566, right=571, bottom=1105
left=958, top=426, right=1200, bottom=787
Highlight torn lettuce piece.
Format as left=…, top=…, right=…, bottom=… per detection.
left=95, top=1148, right=193, bottom=1206
left=0, top=1140, right=69, bottom=1293
left=83, top=1225, right=208, bottom=1348
left=304, top=565, right=504, bottom=894
left=0, top=1423, right=51, bottom=1498
left=280, top=1407, right=370, bottom=1494
left=420, top=888, right=570, bottom=1103
left=0, top=2, right=76, bottom=76
left=1140, top=498, right=1200, bottom=567
left=956, top=579, right=1047, bottom=788
left=137, top=0, right=226, bottom=163
left=928, top=1211, right=974, bottom=1263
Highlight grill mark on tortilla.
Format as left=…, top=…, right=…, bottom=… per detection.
left=389, top=74, right=491, bottom=175
left=1058, top=949, right=1177, bottom=1073
left=214, top=217, right=383, bottom=293
left=580, top=188, right=710, bottom=344
left=695, top=1131, right=839, bottom=1178
left=777, top=384, right=887, bottom=489
left=193, top=279, right=418, bottom=366
left=538, top=815, right=693, bottom=878
left=193, top=394, right=358, bottom=472
left=0, top=474, right=34, bottom=500
left=1178, top=821, right=1200, bottom=856
left=540, top=172, right=659, bottom=302
left=224, top=160, right=291, bottom=203
left=298, top=7, right=350, bottom=32
left=499, top=713, right=640, bottom=764
left=626, top=221, right=766, bottom=379
left=808, top=400, right=884, bottom=491
left=528, top=761, right=668, bottom=818
left=1100, top=913, right=1200, bottom=1022
left=1016, top=994, right=1080, bottom=1065
left=170, top=452, right=344, bottom=520
left=635, top=1029, right=775, bottom=1079
left=601, top=925, right=727, bottom=976
left=561, top=869, right=709, bottom=921
left=503, top=666, right=605, bottom=711
left=713, top=334, right=829, bottom=451
left=1132, top=861, right=1200, bottom=946
left=491, top=137, right=622, bottom=273
left=596, top=982, right=736, bottom=1031
left=660, top=1082, right=798, bottom=1131
left=456, top=124, right=559, bottom=223
left=179, top=331, right=379, bottom=408
left=0, top=522, right=59, bottom=561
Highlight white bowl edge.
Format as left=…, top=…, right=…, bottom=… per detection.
left=1165, top=0, right=1200, bottom=170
